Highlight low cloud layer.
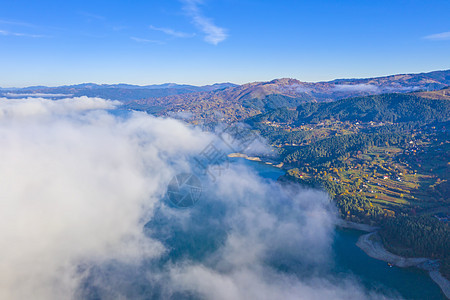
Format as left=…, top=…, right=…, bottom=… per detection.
left=0, top=97, right=212, bottom=299
left=333, top=84, right=380, bottom=93
left=130, top=36, right=164, bottom=44
left=0, top=96, right=118, bottom=119
left=4, top=93, right=74, bottom=98
left=332, top=84, right=421, bottom=94
left=0, top=97, right=393, bottom=299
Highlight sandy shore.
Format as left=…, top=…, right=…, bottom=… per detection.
left=356, top=232, right=430, bottom=267
left=228, top=153, right=284, bottom=168
left=228, top=153, right=262, bottom=161
left=430, top=271, right=450, bottom=299
left=356, top=232, right=450, bottom=299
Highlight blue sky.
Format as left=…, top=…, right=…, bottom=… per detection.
left=0, top=0, right=449, bottom=87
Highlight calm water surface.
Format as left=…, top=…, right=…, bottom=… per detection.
left=240, top=158, right=444, bottom=299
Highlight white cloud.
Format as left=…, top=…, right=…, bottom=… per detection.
left=169, top=265, right=385, bottom=300
left=333, top=84, right=423, bottom=94
left=149, top=25, right=194, bottom=38
left=382, top=85, right=421, bottom=93
left=0, top=29, right=46, bottom=38
left=277, top=83, right=312, bottom=93
left=424, top=31, right=450, bottom=41
left=0, top=97, right=213, bottom=299
left=182, top=0, right=228, bottom=45
left=167, top=110, right=194, bottom=120
left=333, top=84, right=380, bottom=93
left=130, top=36, right=164, bottom=44
left=0, top=96, right=119, bottom=119
left=4, top=93, right=73, bottom=98
left=0, top=97, right=394, bottom=299
left=0, top=19, right=36, bottom=28
left=82, top=164, right=394, bottom=299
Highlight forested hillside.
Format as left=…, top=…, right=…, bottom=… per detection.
left=123, top=70, right=450, bottom=124
left=245, top=92, right=450, bottom=278
left=249, top=93, right=450, bottom=125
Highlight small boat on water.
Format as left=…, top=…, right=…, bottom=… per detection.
left=388, top=263, right=393, bottom=268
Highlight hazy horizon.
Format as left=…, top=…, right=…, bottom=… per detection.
left=2, top=68, right=449, bottom=89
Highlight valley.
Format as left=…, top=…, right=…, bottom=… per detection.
left=2, top=69, right=449, bottom=296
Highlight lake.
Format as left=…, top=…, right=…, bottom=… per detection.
left=81, top=155, right=445, bottom=299
left=241, top=158, right=444, bottom=299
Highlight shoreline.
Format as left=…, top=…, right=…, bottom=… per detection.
left=242, top=158, right=449, bottom=297
left=228, top=152, right=262, bottom=161
left=228, top=153, right=284, bottom=168
left=355, top=231, right=450, bottom=299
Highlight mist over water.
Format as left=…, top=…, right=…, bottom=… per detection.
left=80, top=162, right=384, bottom=300
left=0, top=96, right=420, bottom=299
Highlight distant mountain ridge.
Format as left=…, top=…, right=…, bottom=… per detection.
left=211, top=69, right=450, bottom=102
left=126, top=69, right=450, bottom=123
left=0, top=82, right=238, bottom=101
left=1, top=70, right=449, bottom=122
left=3, top=82, right=237, bottom=91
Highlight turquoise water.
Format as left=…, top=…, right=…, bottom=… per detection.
left=83, top=157, right=445, bottom=299
left=237, top=158, right=445, bottom=300
left=333, top=228, right=444, bottom=299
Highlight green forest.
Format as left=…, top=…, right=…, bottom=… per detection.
left=245, top=92, right=450, bottom=278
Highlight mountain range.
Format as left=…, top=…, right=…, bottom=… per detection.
left=0, top=82, right=237, bottom=101
left=126, top=69, right=450, bottom=124
left=1, top=69, right=449, bottom=124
